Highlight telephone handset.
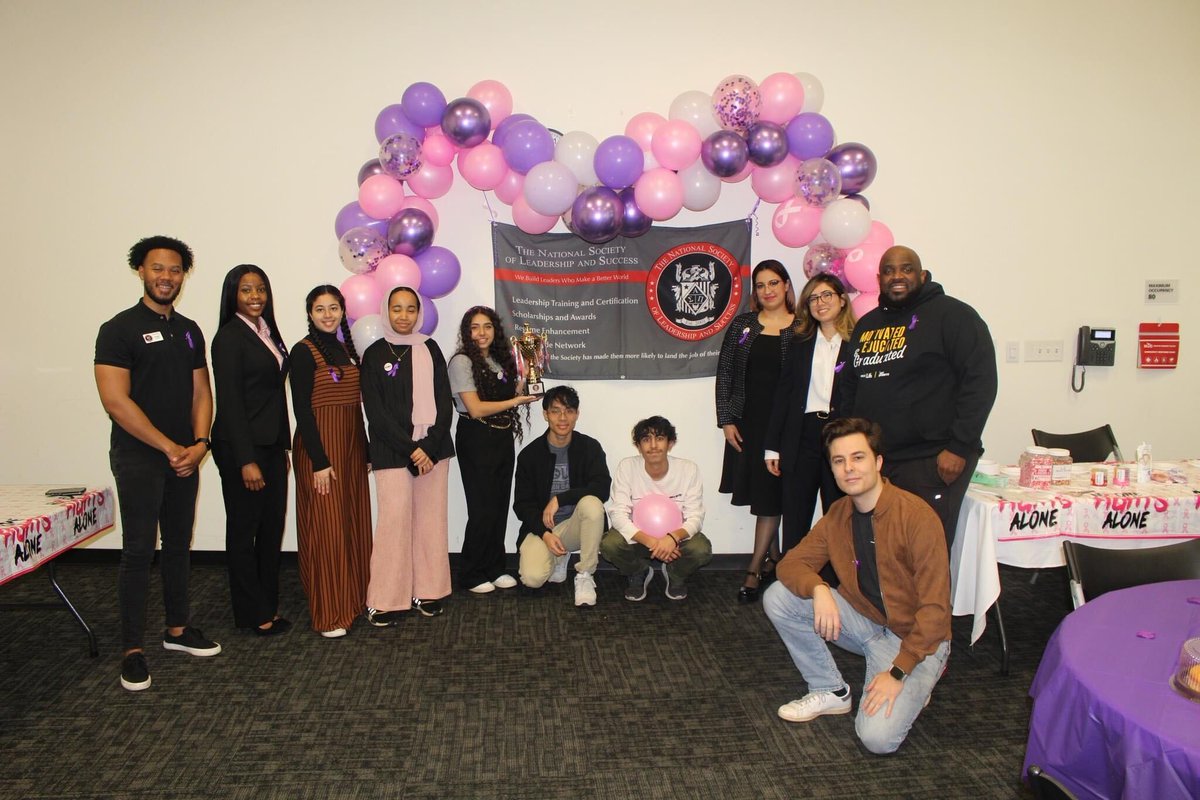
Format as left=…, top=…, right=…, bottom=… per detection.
left=1072, top=326, right=1116, bottom=392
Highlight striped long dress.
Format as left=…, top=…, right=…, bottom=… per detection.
left=292, top=340, right=372, bottom=632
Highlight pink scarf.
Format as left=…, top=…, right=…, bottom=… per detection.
left=380, top=287, right=435, bottom=440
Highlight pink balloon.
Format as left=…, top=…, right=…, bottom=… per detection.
left=772, top=197, right=823, bottom=248
left=512, top=194, right=557, bottom=234
left=494, top=169, right=525, bottom=205
left=758, top=72, right=806, bottom=124
left=721, top=161, right=754, bottom=183
left=358, top=174, right=406, bottom=220
left=632, top=493, right=683, bottom=538
left=406, top=162, right=453, bottom=199
left=373, top=254, right=422, bottom=294
left=751, top=156, right=799, bottom=203
left=650, top=119, right=702, bottom=171
left=625, top=111, right=667, bottom=151
left=398, top=196, right=439, bottom=233
left=467, top=80, right=513, bottom=128
left=860, top=220, right=895, bottom=251
left=851, top=292, right=879, bottom=318
left=843, top=240, right=891, bottom=293
left=421, top=131, right=457, bottom=168
left=458, top=142, right=507, bottom=190
left=341, top=273, right=383, bottom=321
left=633, top=168, right=684, bottom=221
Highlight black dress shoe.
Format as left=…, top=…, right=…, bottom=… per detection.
left=254, top=617, right=292, bottom=636
left=737, top=571, right=761, bottom=604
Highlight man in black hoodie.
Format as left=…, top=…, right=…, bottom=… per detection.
left=838, top=246, right=997, bottom=546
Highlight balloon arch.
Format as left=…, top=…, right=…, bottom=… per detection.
left=333, top=73, right=895, bottom=349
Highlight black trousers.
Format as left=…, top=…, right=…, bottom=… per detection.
left=213, top=442, right=288, bottom=628
left=883, top=452, right=979, bottom=548
left=780, top=413, right=843, bottom=554
left=454, top=419, right=515, bottom=589
left=111, top=447, right=198, bottom=651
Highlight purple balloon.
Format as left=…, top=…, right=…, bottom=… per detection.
left=357, top=159, right=386, bottom=186
left=378, top=133, right=423, bottom=180
left=745, top=121, right=789, bottom=168
left=400, top=82, right=447, bottom=128
left=386, top=208, right=434, bottom=257
left=571, top=187, right=625, bottom=244
left=845, top=194, right=870, bottom=210
left=414, top=246, right=461, bottom=299
left=441, top=97, right=491, bottom=148
left=490, top=113, right=535, bottom=149
left=827, top=142, right=878, bottom=195
left=500, top=119, right=555, bottom=175
left=594, top=135, right=645, bottom=191
left=786, top=113, right=835, bottom=160
left=618, top=187, right=652, bottom=238
left=700, top=130, right=749, bottom=178
left=418, top=296, right=439, bottom=335
left=374, top=104, right=425, bottom=145
left=335, top=201, right=374, bottom=239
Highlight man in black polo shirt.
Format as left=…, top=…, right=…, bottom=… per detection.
left=95, top=235, right=221, bottom=691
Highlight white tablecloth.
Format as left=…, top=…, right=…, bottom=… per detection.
left=0, top=486, right=114, bottom=586
left=949, top=462, right=1200, bottom=643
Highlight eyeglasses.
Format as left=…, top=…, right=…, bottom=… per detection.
left=754, top=279, right=782, bottom=291
left=807, top=290, right=838, bottom=305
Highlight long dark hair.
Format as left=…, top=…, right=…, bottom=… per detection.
left=454, top=305, right=529, bottom=441
left=749, top=259, right=796, bottom=313
left=303, top=285, right=359, bottom=378
left=218, top=264, right=286, bottom=352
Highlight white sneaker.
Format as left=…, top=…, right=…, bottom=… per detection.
left=549, top=553, right=571, bottom=583
left=493, top=574, right=518, bottom=589
left=574, top=572, right=597, bottom=606
left=469, top=581, right=496, bottom=594
left=320, top=627, right=348, bottom=638
left=777, top=688, right=852, bottom=723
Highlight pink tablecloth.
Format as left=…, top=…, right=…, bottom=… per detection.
left=0, top=486, right=114, bottom=586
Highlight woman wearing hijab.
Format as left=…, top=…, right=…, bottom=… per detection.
left=211, top=264, right=292, bottom=635
left=359, top=286, right=454, bottom=624
left=288, top=285, right=371, bottom=638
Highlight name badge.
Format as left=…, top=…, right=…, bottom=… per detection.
left=142, top=331, right=165, bottom=343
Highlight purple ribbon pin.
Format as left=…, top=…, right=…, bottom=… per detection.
left=834, top=361, right=845, bottom=374
left=329, top=369, right=341, bottom=383
left=908, top=314, right=919, bottom=331
left=385, top=362, right=398, bottom=377
left=184, top=331, right=194, bottom=349
left=738, top=327, right=750, bottom=345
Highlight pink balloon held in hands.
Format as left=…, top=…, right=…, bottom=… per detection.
left=632, top=493, right=683, bottom=538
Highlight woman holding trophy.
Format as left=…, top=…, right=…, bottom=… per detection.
left=448, top=306, right=537, bottom=594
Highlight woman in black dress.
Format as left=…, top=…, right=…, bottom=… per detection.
left=715, top=260, right=796, bottom=603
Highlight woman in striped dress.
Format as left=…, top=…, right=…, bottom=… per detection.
left=288, top=285, right=372, bottom=638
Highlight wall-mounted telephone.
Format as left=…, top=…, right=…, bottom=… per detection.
left=1072, top=326, right=1116, bottom=392
left=1076, top=326, right=1116, bottom=366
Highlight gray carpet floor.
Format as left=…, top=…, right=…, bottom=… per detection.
left=0, top=558, right=1065, bottom=799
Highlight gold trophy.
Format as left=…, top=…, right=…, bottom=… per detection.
left=510, top=322, right=550, bottom=396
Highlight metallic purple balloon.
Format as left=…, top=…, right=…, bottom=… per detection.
left=440, top=97, right=491, bottom=148
left=845, top=194, right=870, bottom=210
left=785, top=113, right=835, bottom=160
left=826, top=142, right=878, bottom=195
left=571, top=187, right=625, bottom=244
left=386, top=208, right=434, bottom=257
left=745, top=121, right=789, bottom=168
left=700, top=130, right=748, bottom=178
left=374, top=104, right=425, bottom=145
left=357, top=159, right=386, bottom=186
left=491, top=113, right=535, bottom=149
left=618, top=187, right=652, bottom=238
left=594, top=135, right=645, bottom=190
left=378, top=133, right=423, bottom=180
left=500, top=119, right=555, bottom=175
left=400, top=82, right=447, bottom=128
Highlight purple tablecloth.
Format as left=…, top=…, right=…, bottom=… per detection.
left=1024, top=579, right=1200, bottom=800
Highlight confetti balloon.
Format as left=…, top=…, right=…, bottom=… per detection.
left=337, top=226, right=389, bottom=274
left=803, top=243, right=846, bottom=281
left=712, top=74, right=762, bottom=136
left=379, top=132, right=423, bottom=180
left=795, top=158, right=843, bottom=207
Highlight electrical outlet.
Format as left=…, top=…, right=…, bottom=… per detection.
left=1025, top=340, right=1064, bottom=362
left=1005, top=341, right=1020, bottom=363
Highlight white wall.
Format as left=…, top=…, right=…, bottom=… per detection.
left=2, top=0, right=1197, bottom=553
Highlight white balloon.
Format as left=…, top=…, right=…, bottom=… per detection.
left=350, top=314, right=384, bottom=356
left=679, top=161, right=722, bottom=212
left=641, top=150, right=660, bottom=172
left=668, top=90, right=721, bottom=138
left=523, top=161, right=579, bottom=216
left=794, top=72, right=825, bottom=113
left=554, top=130, right=599, bottom=186
left=819, top=198, right=873, bottom=249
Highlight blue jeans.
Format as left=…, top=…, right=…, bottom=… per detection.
left=762, top=581, right=950, bottom=754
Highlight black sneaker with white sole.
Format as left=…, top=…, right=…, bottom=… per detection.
left=412, top=598, right=443, bottom=617
left=662, top=563, right=687, bottom=600
left=120, top=652, right=151, bottom=691
left=624, top=567, right=653, bottom=602
left=162, top=627, right=222, bottom=656
left=366, top=607, right=404, bottom=627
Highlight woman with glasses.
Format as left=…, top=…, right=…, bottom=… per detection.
left=716, top=259, right=797, bottom=603
left=763, top=273, right=857, bottom=560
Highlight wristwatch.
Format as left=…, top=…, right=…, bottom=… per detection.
left=889, top=665, right=906, bottom=681
left=194, top=437, right=211, bottom=450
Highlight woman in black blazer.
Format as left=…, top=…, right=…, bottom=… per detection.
left=211, top=264, right=292, bottom=635
left=764, top=273, right=856, bottom=557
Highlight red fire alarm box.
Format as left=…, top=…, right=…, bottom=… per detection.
left=1138, top=322, right=1180, bottom=369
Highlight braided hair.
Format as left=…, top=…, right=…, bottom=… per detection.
left=454, top=305, right=530, bottom=442
left=304, top=285, right=359, bottom=379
